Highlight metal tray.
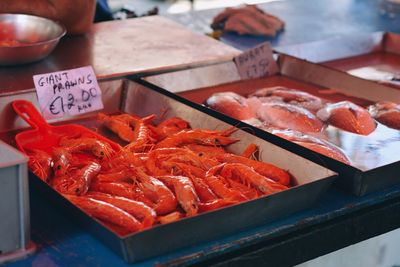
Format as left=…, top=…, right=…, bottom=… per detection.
left=141, top=54, right=400, bottom=196
left=275, top=32, right=400, bottom=89
left=2, top=78, right=336, bottom=263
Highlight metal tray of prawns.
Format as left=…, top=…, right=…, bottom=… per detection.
left=141, top=54, right=400, bottom=196
left=2, top=78, right=336, bottom=263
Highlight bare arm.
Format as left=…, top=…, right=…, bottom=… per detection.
left=0, top=0, right=96, bottom=35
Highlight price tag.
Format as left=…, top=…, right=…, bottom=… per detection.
left=233, top=42, right=278, bottom=80
left=33, top=66, right=104, bottom=119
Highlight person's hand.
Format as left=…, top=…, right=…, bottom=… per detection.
left=211, top=5, right=284, bottom=37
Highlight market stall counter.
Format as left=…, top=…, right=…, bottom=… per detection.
left=2, top=0, right=400, bottom=266
left=3, top=77, right=400, bottom=267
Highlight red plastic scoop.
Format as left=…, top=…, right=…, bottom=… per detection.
left=13, top=100, right=121, bottom=154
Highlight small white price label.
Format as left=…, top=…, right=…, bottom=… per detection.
left=233, top=42, right=278, bottom=80
left=33, top=66, right=104, bottom=119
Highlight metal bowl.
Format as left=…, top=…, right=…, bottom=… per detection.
left=0, top=14, right=66, bottom=66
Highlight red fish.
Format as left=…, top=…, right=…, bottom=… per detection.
left=368, top=101, right=400, bottom=130
left=273, top=129, right=351, bottom=164
left=254, top=101, right=324, bottom=133
left=297, top=141, right=350, bottom=164
left=206, top=92, right=256, bottom=120
left=249, top=86, right=324, bottom=112
left=317, top=101, right=376, bottom=135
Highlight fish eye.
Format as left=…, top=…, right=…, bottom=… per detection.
left=57, top=165, right=61, bottom=170
left=100, top=151, right=105, bottom=156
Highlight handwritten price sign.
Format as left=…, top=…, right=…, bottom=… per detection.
left=33, top=66, right=104, bottom=119
left=233, top=42, right=278, bottom=80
